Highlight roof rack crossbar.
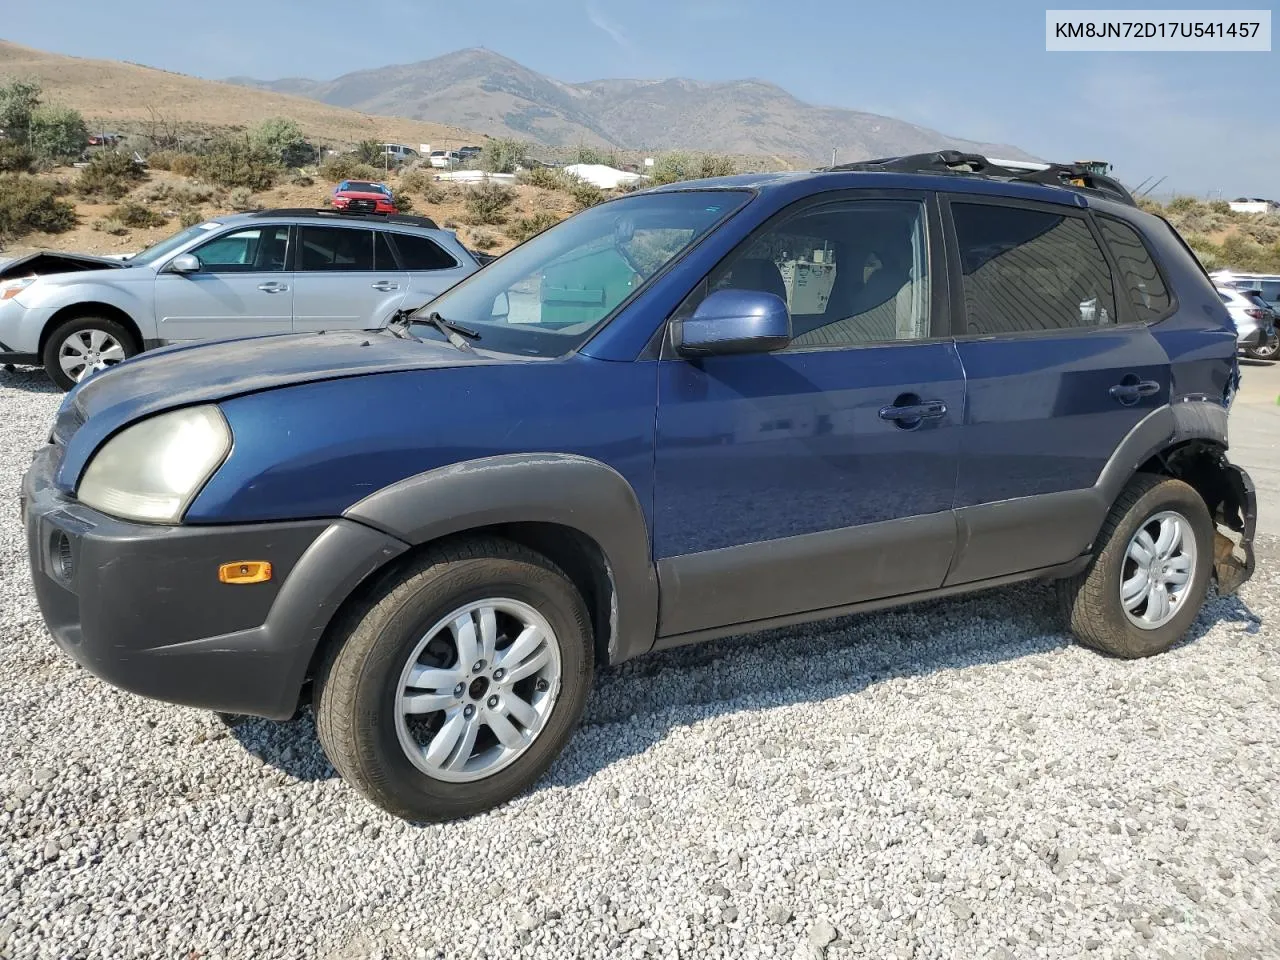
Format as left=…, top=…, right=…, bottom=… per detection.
left=247, top=208, right=440, bottom=229
left=821, top=150, right=1136, bottom=207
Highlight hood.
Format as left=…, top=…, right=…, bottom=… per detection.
left=54, top=330, right=505, bottom=490
left=0, top=250, right=128, bottom=281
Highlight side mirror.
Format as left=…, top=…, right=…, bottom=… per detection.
left=168, top=253, right=201, bottom=275
left=675, top=288, right=792, bottom=357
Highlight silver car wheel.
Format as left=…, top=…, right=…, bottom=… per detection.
left=394, top=598, right=562, bottom=783
left=1120, top=510, right=1197, bottom=630
left=58, top=328, right=126, bottom=383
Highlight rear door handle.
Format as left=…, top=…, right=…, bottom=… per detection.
left=879, top=400, right=948, bottom=422
left=258, top=282, right=289, bottom=293
left=372, top=281, right=401, bottom=292
left=1109, top=380, right=1160, bottom=402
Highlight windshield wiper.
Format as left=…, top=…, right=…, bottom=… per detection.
left=421, top=311, right=481, bottom=351
left=385, top=310, right=423, bottom=343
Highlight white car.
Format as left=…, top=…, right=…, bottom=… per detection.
left=428, top=151, right=462, bottom=169
left=1217, top=286, right=1277, bottom=360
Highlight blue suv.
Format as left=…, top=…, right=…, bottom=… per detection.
left=22, top=153, right=1257, bottom=821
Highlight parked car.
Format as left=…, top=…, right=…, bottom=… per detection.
left=1214, top=271, right=1280, bottom=313
left=458, top=145, right=483, bottom=159
left=331, top=180, right=396, bottom=214
left=22, top=153, right=1256, bottom=822
left=429, top=150, right=462, bottom=169
left=0, top=209, right=480, bottom=389
left=1217, top=286, right=1277, bottom=359
left=381, top=143, right=420, bottom=164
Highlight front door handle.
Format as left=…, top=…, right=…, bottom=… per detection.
left=1109, top=379, right=1160, bottom=403
left=879, top=399, right=948, bottom=425
left=258, top=282, right=289, bottom=293
left=371, top=281, right=401, bottom=292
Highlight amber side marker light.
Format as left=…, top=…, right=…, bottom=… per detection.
left=218, top=561, right=272, bottom=584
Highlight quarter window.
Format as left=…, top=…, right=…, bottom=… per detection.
left=953, top=203, right=1117, bottom=334
left=297, top=227, right=375, bottom=271
left=391, top=232, right=458, bottom=270
left=1097, top=217, right=1171, bottom=322
left=697, top=199, right=931, bottom=349
left=192, top=227, right=289, bottom=273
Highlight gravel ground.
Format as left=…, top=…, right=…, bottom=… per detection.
left=1, top=367, right=1279, bottom=960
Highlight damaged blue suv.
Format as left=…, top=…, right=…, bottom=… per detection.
left=22, top=153, right=1256, bottom=821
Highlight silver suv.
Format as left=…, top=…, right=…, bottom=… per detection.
left=0, top=209, right=481, bottom=389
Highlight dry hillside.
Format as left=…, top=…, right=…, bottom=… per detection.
left=0, top=40, right=482, bottom=151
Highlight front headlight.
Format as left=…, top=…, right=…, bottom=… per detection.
left=0, top=276, right=36, bottom=301
left=78, top=405, right=231, bottom=523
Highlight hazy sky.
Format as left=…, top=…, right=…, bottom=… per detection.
left=2, top=0, right=1277, bottom=195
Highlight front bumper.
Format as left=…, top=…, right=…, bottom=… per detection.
left=22, top=445, right=407, bottom=718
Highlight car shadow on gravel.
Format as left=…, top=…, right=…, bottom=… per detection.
left=226, top=579, right=1260, bottom=797
left=0, top=367, right=57, bottom=394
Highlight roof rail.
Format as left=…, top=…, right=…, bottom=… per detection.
left=247, top=208, right=440, bottom=229
left=821, top=150, right=1136, bottom=206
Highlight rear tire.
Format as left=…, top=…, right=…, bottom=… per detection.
left=1058, top=474, right=1213, bottom=659
left=313, top=537, right=593, bottom=822
left=42, top=315, right=138, bottom=391
left=1246, top=333, right=1279, bottom=361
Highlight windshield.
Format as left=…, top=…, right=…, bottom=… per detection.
left=342, top=181, right=388, bottom=194
left=128, top=222, right=222, bottom=266
left=410, top=190, right=750, bottom=356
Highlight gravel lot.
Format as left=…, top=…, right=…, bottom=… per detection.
left=1, top=367, right=1278, bottom=960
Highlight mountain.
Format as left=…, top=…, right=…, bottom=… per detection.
left=0, top=40, right=480, bottom=149
left=231, top=49, right=1033, bottom=163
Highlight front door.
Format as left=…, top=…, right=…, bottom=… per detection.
left=653, top=194, right=965, bottom=638
left=153, top=224, right=293, bottom=341
left=292, top=225, right=410, bottom=332
left=940, top=196, right=1172, bottom=585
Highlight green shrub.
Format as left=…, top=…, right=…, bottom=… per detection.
left=647, top=152, right=737, bottom=186
left=463, top=181, right=516, bottom=225
left=1166, top=195, right=1201, bottom=215
left=469, top=230, right=498, bottom=250
left=179, top=208, right=206, bottom=228
left=169, top=153, right=202, bottom=177
left=28, top=104, right=88, bottom=163
left=0, top=173, right=77, bottom=238
left=398, top=167, right=447, bottom=203
left=198, top=136, right=280, bottom=190
left=481, top=138, right=527, bottom=174
left=505, top=211, right=562, bottom=243
left=568, top=179, right=606, bottom=210
left=228, top=186, right=261, bottom=211
left=290, top=171, right=314, bottom=187
left=112, top=200, right=167, bottom=228
left=75, top=150, right=144, bottom=199
left=353, top=140, right=385, bottom=165
left=249, top=117, right=313, bottom=167
left=139, top=181, right=217, bottom=206
left=319, top=154, right=380, bottom=183
left=392, top=192, right=414, bottom=212
left=0, top=79, right=41, bottom=142
left=517, top=166, right=574, bottom=191
left=92, top=217, right=129, bottom=236
left=0, top=140, right=34, bottom=173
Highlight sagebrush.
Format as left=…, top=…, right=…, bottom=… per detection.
left=0, top=173, right=77, bottom=239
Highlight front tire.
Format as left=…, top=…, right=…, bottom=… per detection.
left=42, top=316, right=138, bottom=391
left=1058, top=474, right=1213, bottom=658
left=313, top=537, right=593, bottom=821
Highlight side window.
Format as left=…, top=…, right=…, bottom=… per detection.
left=374, top=231, right=399, bottom=270
left=391, top=232, right=459, bottom=271
left=192, top=227, right=288, bottom=273
left=700, top=199, right=931, bottom=349
left=1097, top=217, right=1171, bottom=322
left=297, top=227, right=375, bottom=271
left=953, top=202, right=1117, bottom=334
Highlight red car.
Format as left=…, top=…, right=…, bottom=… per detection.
left=330, top=180, right=396, bottom=214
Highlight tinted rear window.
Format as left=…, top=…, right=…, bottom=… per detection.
left=952, top=202, right=1116, bottom=334
left=391, top=232, right=457, bottom=271
left=1097, top=217, right=1172, bottom=322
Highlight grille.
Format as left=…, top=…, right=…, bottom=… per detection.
left=346, top=198, right=377, bottom=214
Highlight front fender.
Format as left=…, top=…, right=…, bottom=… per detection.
left=22, top=279, right=154, bottom=343
left=344, top=452, right=660, bottom=662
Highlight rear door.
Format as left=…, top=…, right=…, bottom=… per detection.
left=291, top=225, right=409, bottom=332
left=152, top=224, right=293, bottom=341
left=388, top=230, right=476, bottom=311
left=941, top=196, right=1171, bottom=585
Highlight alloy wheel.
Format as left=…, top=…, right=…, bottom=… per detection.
left=1120, top=510, right=1197, bottom=630
left=58, top=329, right=126, bottom=383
